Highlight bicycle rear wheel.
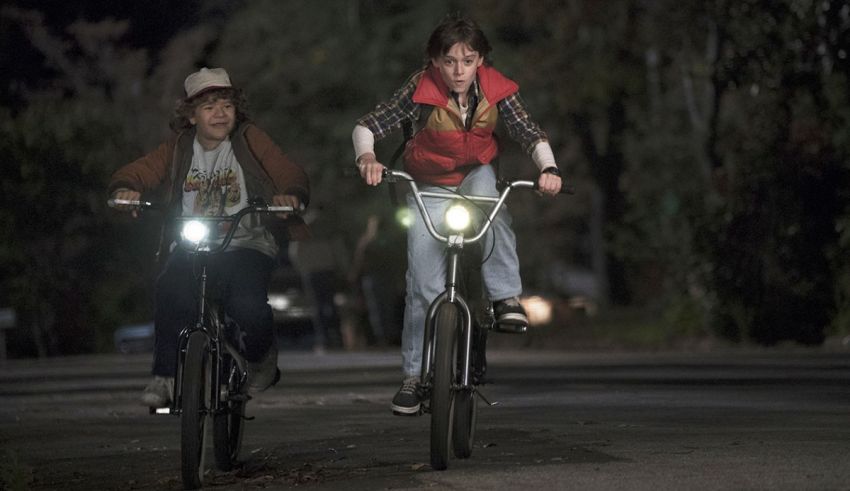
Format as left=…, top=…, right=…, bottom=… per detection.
left=213, top=355, right=246, bottom=471
left=430, top=303, right=458, bottom=470
left=181, top=331, right=210, bottom=490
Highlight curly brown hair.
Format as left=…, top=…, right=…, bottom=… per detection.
left=169, top=87, right=251, bottom=132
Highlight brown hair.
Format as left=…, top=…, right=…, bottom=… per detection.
left=169, top=87, right=250, bottom=132
left=425, top=14, right=492, bottom=64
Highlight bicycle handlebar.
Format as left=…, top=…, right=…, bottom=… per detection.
left=380, top=168, right=570, bottom=246
left=107, top=199, right=299, bottom=254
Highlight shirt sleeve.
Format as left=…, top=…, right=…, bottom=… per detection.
left=498, top=92, right=549, bottom=155
left=352, top=125, right=376, bottom=162
left=355, top=73, right=421, bottom=142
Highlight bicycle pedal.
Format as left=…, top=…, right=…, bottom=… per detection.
left=492, top=323, right=528, bottom=334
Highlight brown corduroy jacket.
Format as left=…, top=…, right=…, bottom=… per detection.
left=108, top=122, right=310, bottom=259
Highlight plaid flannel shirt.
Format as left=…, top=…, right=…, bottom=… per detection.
left=356, top=70, right=548, bottom=154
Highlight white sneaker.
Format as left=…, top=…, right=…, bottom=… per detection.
left=140, top=376, right=173, bottom=407
left=248, top=346, right=280, bottom=392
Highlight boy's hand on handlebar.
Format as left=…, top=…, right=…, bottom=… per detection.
left=272, top=194, right=301, bottom=219
left=357, top=153, right=385, bottom=186
left=111, top=188, right=142, bottom=218
left=537, top=172, right=562, bottom=196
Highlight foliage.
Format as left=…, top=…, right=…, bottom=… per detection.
left=2, top=0, right=850, bottom=355
left=702, top=0, right=849, bottom=344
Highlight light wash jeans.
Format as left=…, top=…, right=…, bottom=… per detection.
left=401, top=165, right=522, bottom=377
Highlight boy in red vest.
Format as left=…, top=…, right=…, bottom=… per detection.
left=353, top=15, right=563, bottom=415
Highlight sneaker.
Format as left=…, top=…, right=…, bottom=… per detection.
left=248, top=345, right=280, bottom=392
left=494, top=297, right=529, bottom=327
left=391, top=376, right=421, bottom=415
left=141, top=376, right=174, bottom=407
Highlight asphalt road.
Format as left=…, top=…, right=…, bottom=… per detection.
left=1, top=348, right=849, bottom=490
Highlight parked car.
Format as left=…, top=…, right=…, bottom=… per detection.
left=268, top=267, right=313, bottom=325
left=114, top=322, right=154, bottom=354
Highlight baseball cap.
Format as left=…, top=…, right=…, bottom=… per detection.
left=184, top=67, right=232, bottom=99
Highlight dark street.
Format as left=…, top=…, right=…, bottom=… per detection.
left=2, top=348, right=849, bottom=490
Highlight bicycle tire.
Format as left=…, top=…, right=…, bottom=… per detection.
left=452, top=386, right=477, bottom=458
left=430, top=303, right=458, bottom=470
left=181, top=331, right=210, bottom=490
left=454, top=322, right=485, bottom=457
left=213, top=355, right=246, bottom=471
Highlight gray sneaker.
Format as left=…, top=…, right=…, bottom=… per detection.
left=140, top=376, right=174, bottom=407
left=248, top=346, right=280, bottom=392
left=391, top=376, right=421, bottom=415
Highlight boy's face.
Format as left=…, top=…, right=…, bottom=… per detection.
left=432, top=42, right=483, bottom=97
left=190, top=96, right=236, bottom=149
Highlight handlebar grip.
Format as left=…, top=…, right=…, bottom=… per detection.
left=107, top=198, right=158, bottom=209
left=532, top=180, right=575, bottom=194
left=266, top=205, right=298, bottom=213
left=108, top=198, right=136, bottom=207
left=560, top=183, right=576, bottom=195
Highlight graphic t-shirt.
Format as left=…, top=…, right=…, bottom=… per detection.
left=179, top=138, right=277, bottom=257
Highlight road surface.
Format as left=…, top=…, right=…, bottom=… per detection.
left=1, top=348, right=849, bottom=490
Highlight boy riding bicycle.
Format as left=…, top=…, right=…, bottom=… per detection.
left=109, top=67, right=310, bottom=407
left=352, top=15, right=563, bottom=415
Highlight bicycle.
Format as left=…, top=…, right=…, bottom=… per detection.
left=381, top=168, right=569, bottom=470
left=108, top=198, right=295, bottom=489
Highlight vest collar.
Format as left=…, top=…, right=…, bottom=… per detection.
left=412, top=64, right=519, bottom=107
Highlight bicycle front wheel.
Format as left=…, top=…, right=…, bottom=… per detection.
left=430, top=303, right=458, bottom=471
left=452, top=387, right=477, bottom=458
left=213, top=355, right=246, bottom=471
left=181, top=331, right=210, bottom=490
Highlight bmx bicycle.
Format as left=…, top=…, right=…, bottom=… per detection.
left=381, top=168, right=569, bottom=470
left=108, top=198, right=295, bottom=489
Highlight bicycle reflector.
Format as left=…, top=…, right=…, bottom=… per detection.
left=445, top=204, right=471, bottom=231
left=181, top=220, right=209, bottom=244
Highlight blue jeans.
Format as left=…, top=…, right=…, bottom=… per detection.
left=401, top=165, right=522, bottom=377
left=152, top=248, right=275, bottom=376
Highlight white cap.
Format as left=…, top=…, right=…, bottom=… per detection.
left=183, top=67, right=232, bottom=99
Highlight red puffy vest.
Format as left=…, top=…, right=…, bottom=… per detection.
left=403, top=65, right=519, bottom=186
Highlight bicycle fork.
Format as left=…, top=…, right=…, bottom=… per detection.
left=421, top=242, right=475, bottom=397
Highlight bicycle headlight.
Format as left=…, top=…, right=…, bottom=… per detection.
left=445, top=204, right=471, bottom=231
left=181, top=220, right=209, bottom=244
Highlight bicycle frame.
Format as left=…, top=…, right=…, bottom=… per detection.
left=381, top=169, right=537, bottom=393
left=110, top=198, right=299, bottom=486
left=107, top=200, right=294, bottom=416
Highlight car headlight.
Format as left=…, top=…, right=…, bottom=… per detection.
left=445, top=204, right=471, bottom=231
left=395, top=207, right=413, bottom=229
left=181, top=220, right=209, bottom=244
left=268, top=294, right=291, bottom=311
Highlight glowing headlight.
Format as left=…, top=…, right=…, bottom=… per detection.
left=267, top=294, right=291, bottom=311
left=445, top=204, right=471, bottom=231
left=395, top=207, right=414, bottom=228
left=181, top=220, right=209, bottom=244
